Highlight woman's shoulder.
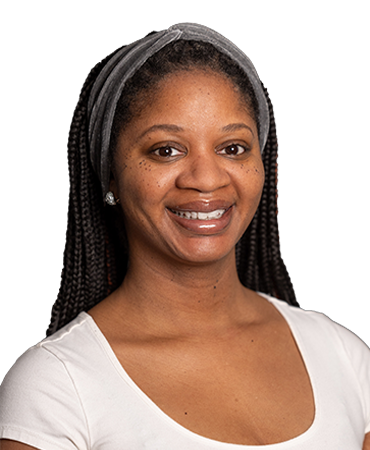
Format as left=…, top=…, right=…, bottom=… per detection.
left=0, top=314, right=92, bottom=449
left=259, top=293, right=370, bottom=361
left=1, top=312, right=104, bottom=392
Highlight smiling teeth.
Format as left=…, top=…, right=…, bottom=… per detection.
left=172, top=209, right=226, bottom=220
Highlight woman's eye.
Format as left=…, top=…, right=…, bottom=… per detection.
left=218, top=144, right=247, bottom=156
left=152, top=146, right=183, bottom=158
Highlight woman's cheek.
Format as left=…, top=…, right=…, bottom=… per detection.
left=120, top=162, right=169, bottom=205
left=239, top=161, right=265, bottom=197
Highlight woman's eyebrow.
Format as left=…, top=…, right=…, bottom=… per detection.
left=221, top=123, right=254, bottom=135
left=138, top=124, right=184, bottom=140
left=139, top=123, right=254, bottom=139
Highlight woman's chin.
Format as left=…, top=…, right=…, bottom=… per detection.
left=164, top=235, right=238, bottom=266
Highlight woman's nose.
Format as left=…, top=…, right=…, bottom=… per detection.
left=175, top=149, right=230, bottom=193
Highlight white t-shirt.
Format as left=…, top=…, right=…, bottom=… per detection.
left=1, top=295, right=370, bottom=449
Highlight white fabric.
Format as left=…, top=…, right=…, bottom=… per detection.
left=1, top=295, right=370, bottom=449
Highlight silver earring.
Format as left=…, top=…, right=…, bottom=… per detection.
left=105, top=191, right=119, bottom=206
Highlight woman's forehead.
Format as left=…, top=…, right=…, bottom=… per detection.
left=117, top=70, right=258, bottom=145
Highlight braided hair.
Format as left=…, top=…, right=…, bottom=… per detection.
left=47, top=40, right=297, bottom=336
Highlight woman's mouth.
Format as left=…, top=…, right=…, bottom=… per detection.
left=167, top=205, right=233, bottom=234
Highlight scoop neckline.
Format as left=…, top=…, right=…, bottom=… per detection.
left=81, top=294, right=319, bottom=448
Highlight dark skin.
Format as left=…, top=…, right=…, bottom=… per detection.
left=2, top=70, right=369, bottom=448
left=93, top=70, right=315, bottom=445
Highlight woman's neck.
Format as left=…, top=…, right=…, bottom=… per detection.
left=95, top=250, right=261, bottom=339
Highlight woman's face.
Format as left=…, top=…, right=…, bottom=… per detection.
left=112, top=70, right=265, bottom=265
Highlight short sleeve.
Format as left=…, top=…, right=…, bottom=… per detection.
left=334, top=322, right=370, bottom=434
left=0, top=344, right=90, bottom=450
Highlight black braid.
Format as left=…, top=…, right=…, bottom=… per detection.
left=236, top=86, right=297, bottom=304
left=47, top=49, right=127, bottom=336
left=47, top=40, right=297, bottom=336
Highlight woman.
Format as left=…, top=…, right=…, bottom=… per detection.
left=0, top=23, right=369, bottom=449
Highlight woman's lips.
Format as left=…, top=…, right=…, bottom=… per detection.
left=167, top=205, right=233, bottom=234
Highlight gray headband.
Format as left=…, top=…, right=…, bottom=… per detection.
left=87, top=23, right=269, bottom=197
